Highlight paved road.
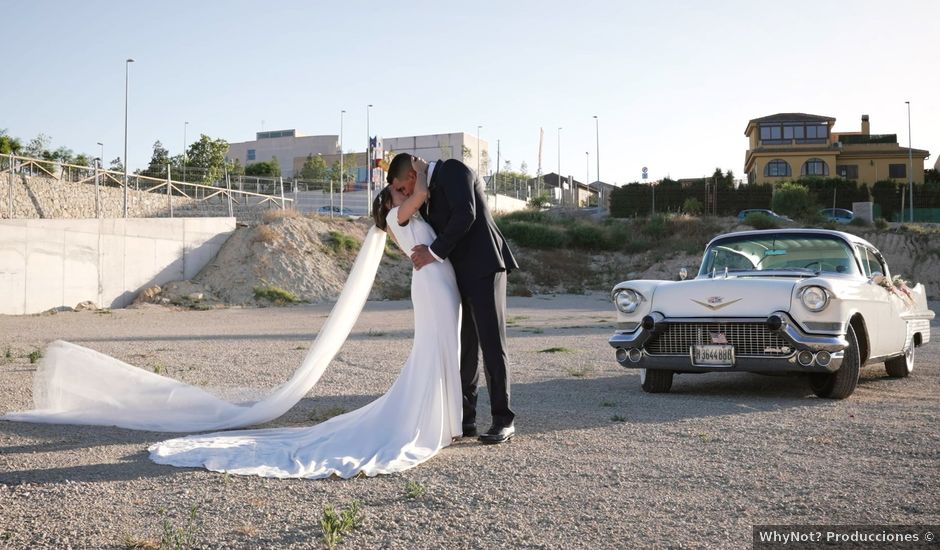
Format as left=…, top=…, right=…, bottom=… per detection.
left=1, top=294, right=938, bottom=548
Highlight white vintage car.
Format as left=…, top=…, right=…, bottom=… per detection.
left=608, top=229, right=934, bottom=399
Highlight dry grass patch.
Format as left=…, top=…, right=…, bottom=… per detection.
left=252, top=224, right=279, bottom=245
left=261, top=208, right=301, bottom=223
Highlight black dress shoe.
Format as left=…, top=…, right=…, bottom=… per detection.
left=478, top=424, right=514, bottom=444
left=461, top=424, right=478, bottom=437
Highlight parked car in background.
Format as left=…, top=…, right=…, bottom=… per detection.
left=316, top=205, right=359, bottom=219
left=736, top=209, right=791, bottom=222
left=819, top=208, right=854, bottom=224
left=608, top=229, right=933, bottom=399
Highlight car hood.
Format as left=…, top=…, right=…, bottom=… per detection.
left=651, top=277, right=798, bottom=317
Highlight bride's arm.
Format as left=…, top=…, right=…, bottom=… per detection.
left=396, top=157, right=429, bottom=225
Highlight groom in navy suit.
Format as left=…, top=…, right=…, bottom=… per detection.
left=388, top=153, right=519, bottom=444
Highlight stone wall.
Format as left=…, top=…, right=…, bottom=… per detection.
left=0, top=174, right=201, bottom=219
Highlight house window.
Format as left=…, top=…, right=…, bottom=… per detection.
left=837, top=164, right=859, bottom=180
left=759, top=124, right=784, bottom=143
left=889, top=164, right=906, bottom=178
left=801, top=158, right=829, bottom=176
left=247, top=149, right=256, bottom=161
left=764, top=159, right=791, bottom=177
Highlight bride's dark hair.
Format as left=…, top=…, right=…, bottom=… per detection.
left=372, top=187, right=394, bottom=231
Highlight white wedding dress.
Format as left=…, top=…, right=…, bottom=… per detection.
left=4, top=211, right=463, bottom=479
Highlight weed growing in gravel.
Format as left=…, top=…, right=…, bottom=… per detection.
left=153, top=364, right=167, bottom=375
left=405, top=480, right=426, bottom=499
left=539, top=347, right=575, bottom=353
left=522, top=327, right=544, bottom=334
left=367, top=328, right=387, bottom=337
left=601, top=401, right=616, bottom=407
left=158, top=504, right=201, bottom=550
left=252, top=224, right=279, bottom=245
left=320, top=499, right=363, bottom=550
left=565, top=364, right=594, bottom=378
left=121, top=535, right=159, bottom=549
left=507, top=315, right=530, bottom=325
left=5, top=347, right=13, bottom=359
left=308, top=407, right=347, bottom=423
left=96, top=309, right=113, bottom=315
left=253, top=286, right=298, bottom=304
left=27, top=350, right=42, bottom=364
left=234, top=524, right=259, bottom=538
left=610, top=415, right=627, bottom=422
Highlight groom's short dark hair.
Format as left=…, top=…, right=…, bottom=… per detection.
left=387, top=153, right=415, bottom=184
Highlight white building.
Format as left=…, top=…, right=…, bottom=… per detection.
left=227, top=129, right=489, bottom=179
left=226, top=130, right=339, bottom=178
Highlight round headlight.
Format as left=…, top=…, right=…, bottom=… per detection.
left=800, top=286, right=830, bottom=312
left=614, top=289, right=643, bottom=313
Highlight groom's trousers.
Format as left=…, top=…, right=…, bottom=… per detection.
left=458, top=271, right=514, bottom=428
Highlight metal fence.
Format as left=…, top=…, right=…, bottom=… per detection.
left=1, top=153, right=293, bottom=221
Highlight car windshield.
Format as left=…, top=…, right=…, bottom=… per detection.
left=699, top=233, right=860, bottom=276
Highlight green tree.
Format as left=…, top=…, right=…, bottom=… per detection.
left=24, top=133, right=51, bottom=158
left=109, top=157, right=124, bottom=172
left=185, top=134, right=229, bottom=184
left=300, top=154, right=329, bottom=181
left=330, top=158, right=355, bottom=186
left=142, top=140, right=171, bottom=177
left=245, top=158, right=281, bottom=177
left=772, top=182, right=817, bottom=219
left=0, top=130, right=23, bottom=155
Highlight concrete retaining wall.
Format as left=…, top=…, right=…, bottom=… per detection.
left=0, top=218, right=235, bottom=315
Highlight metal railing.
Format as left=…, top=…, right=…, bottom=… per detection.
left=1, top=153, right=293, bottom=220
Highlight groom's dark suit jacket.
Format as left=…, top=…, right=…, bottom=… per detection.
left=421, top=158, right=518, bottom=281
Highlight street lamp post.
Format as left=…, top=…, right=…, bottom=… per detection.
left=593, top=115, right=599, bottom=184
left=340, top=109, right=345, bottom=213
left=906, top=101, right=913, bottom=223
left=585, top=151, right=590, bottom=205
left=366, top=104, right=373, bottom=201
left=182, top=121, right=189, bottom=183
left=557, top=127, right=562, bottom=206
left=96, top=142, right=104, bottom=165
left=123, top=58, right=134, bottom=218
left=476, top=125, right=482, bottom=177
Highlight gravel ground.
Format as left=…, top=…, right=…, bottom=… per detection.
left=1, top=294, right=938, bottom=549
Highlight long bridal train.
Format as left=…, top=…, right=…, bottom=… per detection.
left=4, top=228, right=387, bottom=433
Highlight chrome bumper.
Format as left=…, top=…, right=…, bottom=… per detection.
left=609, top=312, right=848, bottom=374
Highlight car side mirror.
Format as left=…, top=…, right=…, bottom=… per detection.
left=678, top=267, right=688, bottom=281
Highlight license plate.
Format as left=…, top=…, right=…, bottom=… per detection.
left=691, top=345, right=735, bottom=366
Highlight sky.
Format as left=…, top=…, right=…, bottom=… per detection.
left=2, top=0, right=939, bottom=184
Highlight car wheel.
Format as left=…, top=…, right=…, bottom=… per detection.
left=884, top=343, right=914, bottom=378
left=640, top=368, right=673, bottom=393
left=809, top=324, right=860, bottom=399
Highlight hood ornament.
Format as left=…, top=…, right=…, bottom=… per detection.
left=691, top=296, right=742, bottom=311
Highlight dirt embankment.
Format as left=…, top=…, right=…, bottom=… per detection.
left=137, top=213, right=940, bottom=308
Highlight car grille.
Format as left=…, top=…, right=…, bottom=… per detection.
left=645, top=322, right=791, bottom=357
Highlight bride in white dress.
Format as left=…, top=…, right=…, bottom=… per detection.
left=5, top=158, right=464, bottom=480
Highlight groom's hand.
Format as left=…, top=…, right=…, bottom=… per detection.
left=410, top=245, right=436, bottom=270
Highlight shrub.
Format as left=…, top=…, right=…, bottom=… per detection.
left=772, top=183, right=817, bottom=219
left=527, top=194, right=552, bottom=209
left=849, top=216, right=870, bottom=227
left=874, top=217, right=889, bottom=230
left=565, top=222, right=614, bottom=251
left=328, top=231, right=360, bottom=254
left=28, top=350, right=42, bottom=364
left=682, top=197, right=703, bottom=215
left=743, top=212, right=779, bottom=230
left=498, top=209, right=547, bottom=224
left=500, top=221, right=567, bottom=249
left=641, top=214, right=670, bottom=239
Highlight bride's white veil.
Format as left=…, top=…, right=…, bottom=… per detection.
left=3, top=226, right=388, bottom=433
